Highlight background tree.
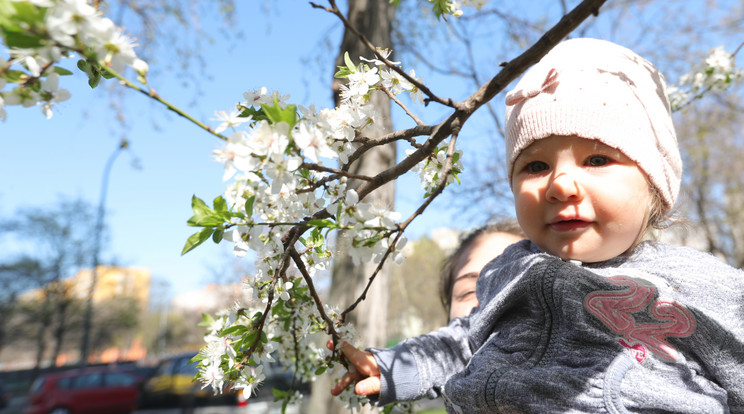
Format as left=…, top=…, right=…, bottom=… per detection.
left=674, top=93, right=744, bottom=267
left=310, top=1, right=397, bottom=412
left=0, top=257, right=42, bottom=354
left=0, top=199, right=97, bottom=369
left=387, top=235, right=449, bottom=341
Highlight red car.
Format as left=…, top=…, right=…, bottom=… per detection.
left=24, top=366, right=144, bottom=414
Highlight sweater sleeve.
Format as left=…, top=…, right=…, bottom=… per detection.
left=368, top=316, right=472, bottom=405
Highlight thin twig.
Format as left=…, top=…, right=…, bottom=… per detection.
left=301, top=162, right=376, bottom=182
left=341, top=124, right=435, bottom=173
left=313, top=0, right=456, bottom=109
left=288, top=247, right=343, bottom=347
left=341, top=132, right=460, bottom=318
left=378, top=84, right=425, bottom=126
left=101, top=66, right=229, bottom=141
left=352, top=0, right=608, bottom=202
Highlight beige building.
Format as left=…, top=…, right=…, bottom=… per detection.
left=20, top=265, right=151, bottom=307
left=70, top=266, right=151, bottom=308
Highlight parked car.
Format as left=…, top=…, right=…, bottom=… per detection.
left=25, top=366, right=145, bottom=414
left=137, top=352, right=309, bottom=410
left=136, top=352, right=241, bottom=409
left=0, top=380, right=9, bottom=409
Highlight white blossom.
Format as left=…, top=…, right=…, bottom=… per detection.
left=212, top=109, right=250, bottom=134
left=199, top=360, right=225, bottom=393
left=233, top=365, right=265, bottom=400
left=359, top=48, right=400, bottom=67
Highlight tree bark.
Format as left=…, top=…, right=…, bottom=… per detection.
left=309, top=1, right=396, bottom=413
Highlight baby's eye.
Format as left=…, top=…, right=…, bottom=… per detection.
left=525, top=161, right=549, bottom=173
left=586, top=155, right=609, bottom=166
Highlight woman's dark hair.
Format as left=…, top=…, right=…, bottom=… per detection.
left=439, top=219, right=524, bottom=314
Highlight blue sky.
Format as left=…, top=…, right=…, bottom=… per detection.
left=0, top=3, right=467, bottom=298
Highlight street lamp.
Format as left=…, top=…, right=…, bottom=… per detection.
left=80, top=139, right=128, bottom=366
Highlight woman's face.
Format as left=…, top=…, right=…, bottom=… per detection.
left=450, top=232, right=524, bottom=320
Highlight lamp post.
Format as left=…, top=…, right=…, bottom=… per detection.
left=80, top=139, right=128, bottom=366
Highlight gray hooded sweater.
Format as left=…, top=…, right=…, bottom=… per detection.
left=369, top=240, right=744, bottom=413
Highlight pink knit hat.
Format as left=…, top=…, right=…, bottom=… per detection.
left=505, top=38, right=682, bottom=213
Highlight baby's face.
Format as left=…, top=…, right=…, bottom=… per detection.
left=511, top=135, right=651, bottom=263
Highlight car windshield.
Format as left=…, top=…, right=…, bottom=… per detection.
left=28, top=377, right=45, bottom=394
left=176, top=356, right=199, bottom=376
left=72, top=372, right=103, bottom=388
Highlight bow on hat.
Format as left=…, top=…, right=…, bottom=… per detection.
left=505, top=68, right=560, bottom=106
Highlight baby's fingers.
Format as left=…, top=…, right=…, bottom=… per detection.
left=338, top=341, right=379, bottom=376
left=330, top=369, right=362, bottom=396
left=354, top=376, right=381, bottom=395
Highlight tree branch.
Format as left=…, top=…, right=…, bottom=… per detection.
left=312, top=0, right=456, bottom=109
left=353, top=0, right=607, bottom=201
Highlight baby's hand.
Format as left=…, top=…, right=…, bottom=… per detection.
left=328, top=340, right=381, bottom=396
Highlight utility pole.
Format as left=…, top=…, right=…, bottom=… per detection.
left=80, top=139, right=127, bottom=366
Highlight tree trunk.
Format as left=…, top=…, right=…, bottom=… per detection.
left=33, top=289, right=52, bottom=372
left=50, top=286, right=70, bottom=367
left=309, top=1, right=396, bottom=413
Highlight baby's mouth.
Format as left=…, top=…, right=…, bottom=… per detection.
left=549, top=218, right=591, bottom=232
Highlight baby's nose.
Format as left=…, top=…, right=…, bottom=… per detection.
left=546, top=171, right=582, bottom=202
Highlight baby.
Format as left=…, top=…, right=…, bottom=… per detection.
left=331, top=38, right=744, bottom=413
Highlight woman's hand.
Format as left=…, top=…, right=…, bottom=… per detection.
left=328, top=340, right=381, bottom=396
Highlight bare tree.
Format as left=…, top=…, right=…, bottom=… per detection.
left=310, top=2, right=397, bottom=412
left=0, top=198, right=97, bottom=368
left=0, top=257, right=42, bottom=354
left=675, top=93, right=744, bottom=267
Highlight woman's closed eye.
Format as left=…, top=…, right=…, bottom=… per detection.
left=455, top=290, right=476, bottom=301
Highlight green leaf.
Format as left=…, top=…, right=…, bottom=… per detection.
left=0, top=0, right=15, bottom=24
left=238, top=105, right=269, bottom=121
left=87, top=68, right=101, bottom=88
left=213, top=196, right=227, bottom=213
left=1, top=28, right=43, bottom=49
left=221, top=325, right=248, bottom=336
left=260, top=98, right=297, bottom=130
left=314, top=366, right=327, bottom=375
left=53, top=66, right=74, bottom=76
left=308, top=227, right=324, bottom=246
left=9, top=0, right=45, bottom=22
left=212, top=227, right=224, bottom=243
left=334, top=66, right=353, bottom=79
left=239, top=331, right=259, bottom=350
left=244, top=196, right=256, bottom=217
left=343, top=51, right=357, bottom=73
left=77, top=59, right=90, bottom=72
left=272, top=388, right=287, bottom=400
left=199, top=313, right=215, bottom=327
left=3, top=70, right=26, bottom=83
left=191, top=195, right=213, bottom=216
left=307, top=219, right=335, bottom=228
left=188, top=353, right=206, bottom=365
left=76, top=59, right=103, bottom=89
left=187, top=216, right=223, bottom=227
left=181, top=228, right=214, bottom=255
